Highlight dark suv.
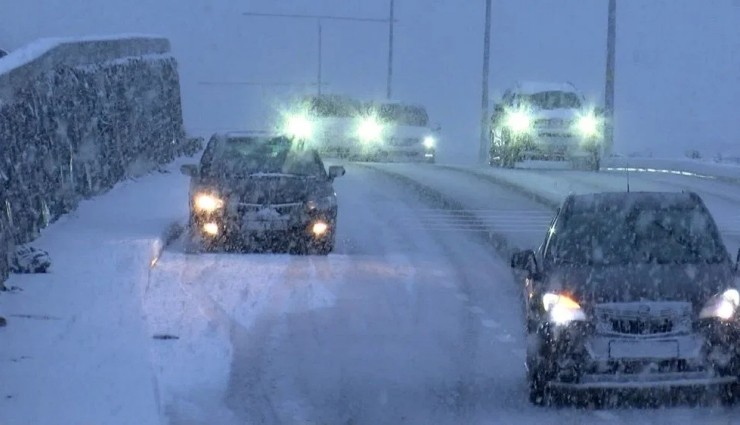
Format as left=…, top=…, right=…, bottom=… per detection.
left=180, top=133, right=345, bottom=254
left=511, top=191, right=740, bottom=405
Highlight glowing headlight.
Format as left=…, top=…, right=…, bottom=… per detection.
left=576, top=114, right=600, bottom=138
left=194, top=193, right=224, bottom=213
left=505, top=111, right=532, bottom=134
left=312, top=221, right=329, bottom=236
left=358, top=117, right=384, bottom=143
left=286, top=114, right=314, bottom=140
left=423, top=136, right=436, bottom=149
left=700, top=289, right=740, bottom=320
left=542, top=293, right=586, bottom=325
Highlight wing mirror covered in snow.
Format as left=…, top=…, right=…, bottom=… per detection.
left=328, top=165, right=345, bottom=181
left=180, top=164, right=199, bottom=177
left=511, top=249, right=538, bottom=276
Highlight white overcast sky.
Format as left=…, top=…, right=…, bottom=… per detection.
left=2, top=0, right=738, bottom=162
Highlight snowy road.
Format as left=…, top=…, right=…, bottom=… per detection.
left=3, top=158, right=740, bottom=424
left=145, top=163, right=740, bottom=425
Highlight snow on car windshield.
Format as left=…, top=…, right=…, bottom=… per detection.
left=517, top=91, right=582, bottom=110
left=201, top=136, right=325, bottom=177
left=373, top=103, right=429, bottom=126
left=551, top=206, right=727, bottom=266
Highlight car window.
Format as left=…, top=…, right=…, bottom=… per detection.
left=549, top=205, right=727, bottom=266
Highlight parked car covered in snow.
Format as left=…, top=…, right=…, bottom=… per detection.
left=180, top=132, right=345, bottom=254
left=489, top=81, right=604, bottom=170
left=512, top=191, right=740, bottom=405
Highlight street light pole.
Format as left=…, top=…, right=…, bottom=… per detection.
left=479, top=0, right=493, bottom=164
left=386, top=0, right=395, bottom=99
left=604, top=0, right=616, bottom=156
left=318, top=20, right=323, bottom=95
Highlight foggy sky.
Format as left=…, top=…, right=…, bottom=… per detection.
left=2, top=0, right=738, bottom=162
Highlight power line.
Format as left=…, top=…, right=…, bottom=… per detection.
left=242, top=11, right=395, bottom=23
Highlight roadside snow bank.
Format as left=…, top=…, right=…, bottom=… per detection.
left=0, top=159, right=190, bottom=425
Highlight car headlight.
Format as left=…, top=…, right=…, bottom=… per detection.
left=700, top=288, right=740, bottom=320
left=285, top=114, right=314, bottom=140
left=423, top=136, right=435, bottom=149
left=306, top=195, right=336, bottom=211
left=505, top=111, right=532, bottom=134
left=194, top=193, right=224, bottom=213
left=576, top=114, right=600, bottom=138
left=358, top=117, right=384, bottom=143
left=542, top=293, right=586, bottom=325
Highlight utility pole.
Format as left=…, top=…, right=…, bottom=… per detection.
left=479, top=0, right=493, bottom=164
left=386, top=0, right=395, bottom=99
left=604, top=0, right=616, bottom=156
left=318, top=21, right=323, bottom=95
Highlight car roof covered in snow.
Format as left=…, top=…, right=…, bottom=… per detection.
left=513, top=81, right=578, bottom=95
left=567, top=191, right=702, bottom=212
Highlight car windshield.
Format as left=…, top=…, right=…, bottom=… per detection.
left=373, top=103, right=429, bottom=126
left=550, top=206, right=727, bottom=265
left=517, top=91, right=582, bottom=109
left=306, top=95, right=361, bottom=118
left=201, top=136, right=325, bottom=177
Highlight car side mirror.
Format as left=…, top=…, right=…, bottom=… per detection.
left=180, top=164, right=199, bottom=177
left=511, top=249, right=538, bottom=276
left=328, top=165, right=345, bottom=180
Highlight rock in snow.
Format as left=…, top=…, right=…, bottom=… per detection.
left=11, top=246, right=51, bottom=274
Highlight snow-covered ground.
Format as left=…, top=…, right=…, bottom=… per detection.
left=3, top=158, right=740, bottom=424
left=0, top=159, right=191, bottom=425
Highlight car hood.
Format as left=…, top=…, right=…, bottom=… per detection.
left=198, top=173, right=328, bottom=205
left=545, top=262, right=734, bottom=309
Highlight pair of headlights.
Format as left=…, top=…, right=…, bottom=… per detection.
left=542, top=288, right=740, bottom=327
left=193, top=193, right=336, bottom=213
left=284, top=114, right=437, bottom=148
left=504, top=111, right=601, bottom=138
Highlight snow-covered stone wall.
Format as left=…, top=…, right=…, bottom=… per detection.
left=0, top=35, right=187, bottom=282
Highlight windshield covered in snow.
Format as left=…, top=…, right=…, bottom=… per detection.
left=550, top=206, right=727, bottom=266
left=372, top=103, right=429, bottom=126
left=306, top=95, right=362, bottom=118
left=516, top=91, right=582, bottom=110
left=200, top=136, right=325, bottom=178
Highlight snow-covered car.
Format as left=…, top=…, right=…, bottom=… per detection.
left=490, top=81, right=604, bottom=170
left=283, top=94, right=363, bottom=158
left=180, top=132, right=345, bottom=254
left=357, top=101, right=437, bottom=163
left=511, top=191, right=740, bottom=405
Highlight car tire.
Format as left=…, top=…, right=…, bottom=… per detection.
left=528, top=365, right=550, bottom=406
left=720, top=382, right=740, bottom=406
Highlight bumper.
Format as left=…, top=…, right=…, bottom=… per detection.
left=192, top=208, right=336, bottom=242
left=535, top=323, right=740, bottom=391
left=550, top=372, right=736, bottom=390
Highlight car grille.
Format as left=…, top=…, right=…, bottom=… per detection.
left=534, top=118, right=573, bottom=128
left=235, top=202, right=303, bottom=215
left=594, top=302, right=692, bottom=336
left=610, top=318, right=673, bottom=334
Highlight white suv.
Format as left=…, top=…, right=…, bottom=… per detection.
left=489, top=82, right=604, bottom=171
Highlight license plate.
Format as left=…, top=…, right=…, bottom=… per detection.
left=609, top=339, right=678, bottom=359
